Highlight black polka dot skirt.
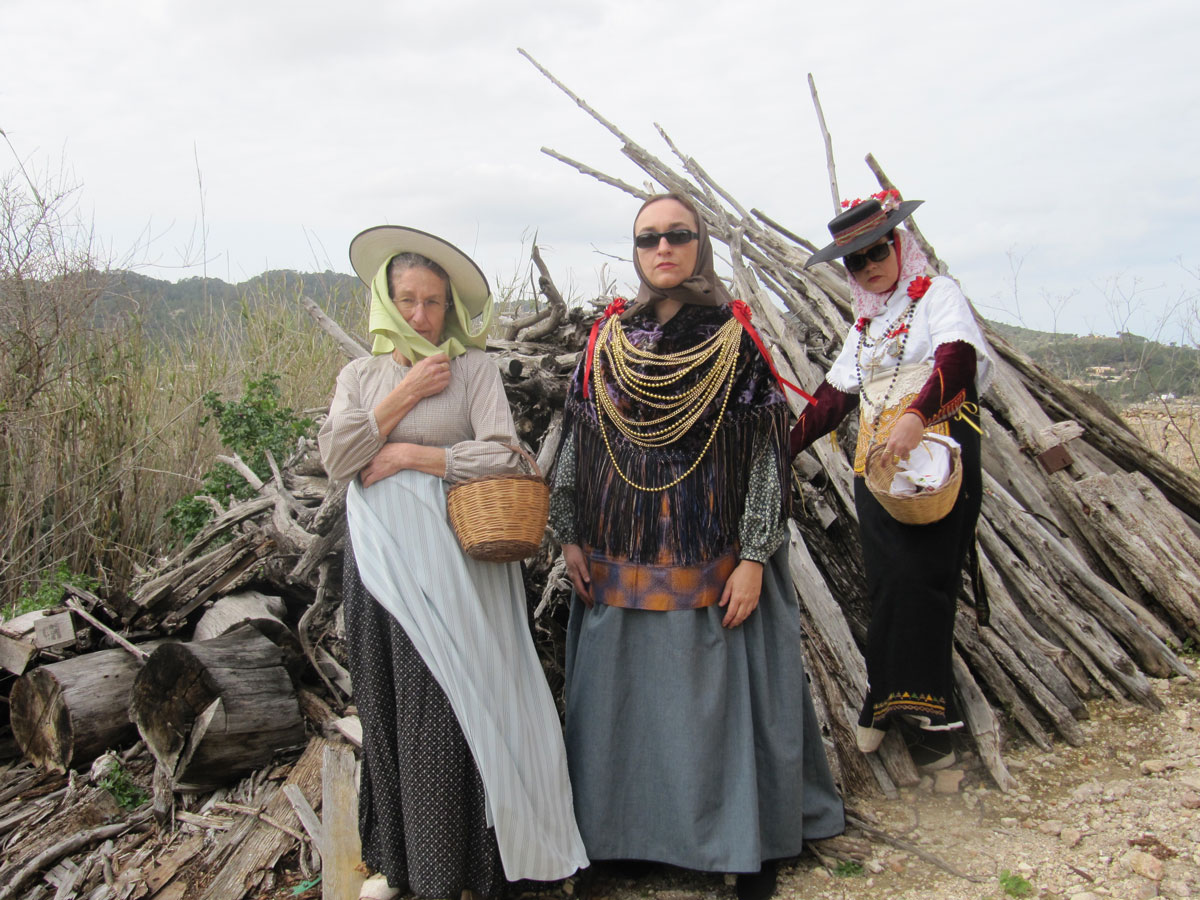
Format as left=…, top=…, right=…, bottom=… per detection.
left=344, top=542, right=506, bottom=898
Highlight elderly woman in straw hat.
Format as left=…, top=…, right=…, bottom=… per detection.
left=318, top=226, right=587, bottom=900
left=789, top=192, right=993, bottom=769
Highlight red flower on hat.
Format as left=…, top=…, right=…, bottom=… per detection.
left=907, top=276, right=932, bottom=300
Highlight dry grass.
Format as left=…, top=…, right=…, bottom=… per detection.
left=0, top=271, right=365, bottom=613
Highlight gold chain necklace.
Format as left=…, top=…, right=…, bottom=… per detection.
left=591, top=315, right=742, bottom=491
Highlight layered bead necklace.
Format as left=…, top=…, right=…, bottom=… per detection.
left=854, top=275, right=932, bottom=416
left=591, top=313, right=744, bottom=492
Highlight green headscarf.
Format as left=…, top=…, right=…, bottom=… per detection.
left=368, top=254, right=493, bottom=361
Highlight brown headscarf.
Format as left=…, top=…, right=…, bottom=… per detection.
left=629, top=193, right=733, bottom=314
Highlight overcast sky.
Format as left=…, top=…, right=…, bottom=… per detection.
left=3, top=0, right=1198, bottom=340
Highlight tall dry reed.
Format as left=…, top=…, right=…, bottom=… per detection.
left=0, top=251, right=366, bottom=613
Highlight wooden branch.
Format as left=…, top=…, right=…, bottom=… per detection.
left=300, top=295, right=369, bottom=359
left=63, top=594, right=147, bottom=662
left=215, top=453, right=264, bottom=492
left=844, top=813, right=988, bottom=883
left=808, top=74, right=841, bottom=216
left=750, top=208, right=822, bottom=254
left=516, top=243, right=568, bottom=342
left=298, top=561, right=346, bottom=706
left=0, top=810, right=152, bottom=900
left=864, top=154, right=950, bottom=278
left=539, top=147, right=649, bottom=202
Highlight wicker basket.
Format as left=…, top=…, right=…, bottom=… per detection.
left=446, top=443, right=549, bottom=563
left=864, top=434, right=962, bottom=526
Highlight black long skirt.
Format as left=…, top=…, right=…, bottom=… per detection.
left=854, top=410, right=983, bottom=731
left=343, top=542, right=505, bottom=898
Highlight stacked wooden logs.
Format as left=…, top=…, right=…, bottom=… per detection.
left=520, top=50, right=1200, bottom=795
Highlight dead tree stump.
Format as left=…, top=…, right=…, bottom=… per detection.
left=130, top=623, right=305, bottom=789
left=10, top=645, right=158, bottom=772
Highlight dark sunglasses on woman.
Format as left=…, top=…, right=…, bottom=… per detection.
left=844, top=240, right=894, bottom=272
left=634, top=229, right=700, bottom=249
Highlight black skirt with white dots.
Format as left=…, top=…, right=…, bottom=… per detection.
left=344, top=542, right=506, bottom=898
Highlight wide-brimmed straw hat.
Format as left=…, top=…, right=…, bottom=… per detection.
left=804, top=196, right=924, bottom=269
left=348, top=225, right=490, bottom=317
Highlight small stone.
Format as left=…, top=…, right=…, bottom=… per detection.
left=1126, top=849, right=1164, bottom=881
left=1162, top=878, right=1191, bottom=897
left=1015, top=793, right=1033, bottom=803
left=1140, top=758, right=1174, bottom=775
left=1039, top=820, right=1065, bottom=836
left=1181, top=791, right=1200, bottom=810
left=1001, top=816, right=1019, bottom=826
left=934, top=769, right=965, bottom=794
left=1171, top=675, right=1191, bottom=686
left=811, top=867, right=830, bottom=881
left=1061, top=827, right=1084, bottom=847
left=1071, top=780, right=1103, bottom=802
left=865, top=861, right=884, bottom=874
left=1069, top=893, right=1101, bottom=900
left=1180, top=774, right=1200, bottom=792
left=917, top=774, right=934, bottom=793
left=1007, top=758, right=1029, bottom=771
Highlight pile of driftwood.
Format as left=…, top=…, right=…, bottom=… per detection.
left=3, top=59, right=1200, bottom=900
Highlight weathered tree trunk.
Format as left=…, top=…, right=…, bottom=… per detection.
left=10, top=644, right=162, bottom=772
left=130, top=623, right=305, bottom=789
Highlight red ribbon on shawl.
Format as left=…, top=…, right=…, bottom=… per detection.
left=729, top=300, right=818, bottom=405
left=583, top=297, right=627, bottom=399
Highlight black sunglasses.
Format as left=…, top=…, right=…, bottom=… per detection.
left=844, top=240, right=893, bottom=273
left=634, top=229, right=700, bottom=249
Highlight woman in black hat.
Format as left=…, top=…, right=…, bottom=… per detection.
left=789, top=191, right=993, bottom=767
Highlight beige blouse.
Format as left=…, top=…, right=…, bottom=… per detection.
left=317, top=348, right=521, bottom=484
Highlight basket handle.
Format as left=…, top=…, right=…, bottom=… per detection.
left=500, top=442, right=545, bottom=481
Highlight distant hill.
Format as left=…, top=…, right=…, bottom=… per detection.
left=81, top=270, right=1200, bottom=406
left=989, top=322, right=1200, bottom=404
left=92, top=269, right=365, bottom=334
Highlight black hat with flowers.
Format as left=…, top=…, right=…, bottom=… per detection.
left=804, top=190, right=924, bottom=268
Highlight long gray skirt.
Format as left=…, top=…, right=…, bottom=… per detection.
left=564, top=545, right=844, bottom=873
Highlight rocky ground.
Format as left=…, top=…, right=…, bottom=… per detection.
left=498, top=668, right=1200, bottom=900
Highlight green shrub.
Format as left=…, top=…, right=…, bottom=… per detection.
left=167, top=373, right=313, bottom=542
left=6, top=563, right=98, bottom=619
left=98, top=763, right=149, bottom=811
left=998, top=869, right=1033, bottom=898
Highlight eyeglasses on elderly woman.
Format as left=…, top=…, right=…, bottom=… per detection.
left=844, top=240, right=894, bottom=273
left=634, top=228, right=700, bottom=249
left=394, top=297, right=451, bottom=314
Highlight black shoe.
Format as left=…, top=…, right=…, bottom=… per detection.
left=903, top=726, right=956, bottom=771
left=736, top=861, right=777, bottom=900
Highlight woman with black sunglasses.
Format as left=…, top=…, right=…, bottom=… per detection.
left=790, top=191, right=993, bottom=769
left=549, top=193, right=844, bottom=900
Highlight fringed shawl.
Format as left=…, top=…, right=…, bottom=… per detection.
left=562, top=303, right=789, bottom=566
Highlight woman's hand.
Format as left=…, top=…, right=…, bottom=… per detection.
left=360, top=443, right=410, bottom=488
left=719, top=560, right=763, bottom=628
left=884, top=412, right=925, bottom=461
left=562, top=543, right=592, bottom=607
left=402, top=352, right=451, bottom=401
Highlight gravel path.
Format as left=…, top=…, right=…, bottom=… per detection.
left=565, top=670, right=1200, bottom=900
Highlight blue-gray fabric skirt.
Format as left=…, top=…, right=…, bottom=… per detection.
left=564, top=545, right=844, bottom=873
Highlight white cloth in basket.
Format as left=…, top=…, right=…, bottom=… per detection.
left=889, top=436, right=960, bottom=496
